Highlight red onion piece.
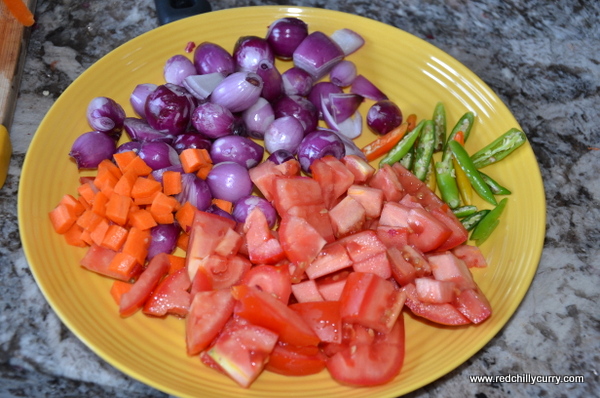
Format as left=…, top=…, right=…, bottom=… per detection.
left=116, top=140, right=142, bottom=155
left=206, top=162, right=253, bottom=203
left=138, top=142, right=181, bottom=170
left=205, top=204, right=236, bottom=222
left=193, top=42, right=235, bottom=76
left=86, top=97, right=126, bottom=139
left=233, top=195, right=277, bottom=228
left=177, top=173, right=212, bottom=211
left=147, top=224, right=180, bottom=259
left=329, top=60, right=358, bottom=87
left=330, top=28, right=365, bottom=56
left=69, top=131, right=116, bottom=169
left=307, top=81, right=343, bottom=119
left=350, top=75, right=388, bottom=101
left=144, top=83, right=194, bottom=136
left=164, top=55, right=196, bottom=86
left=123, top=117, right=174, bottom=143
left=210, top=135, right=264, bottom=169
left=233, top=36, right=275, bottom=73
left=130, top=83, right=157, bottom=119
left=297, top=130, right=346, bottom=174
left=328, top=92, right=364, bottom=124
left=191, top=102, right=236, bottom=139
left=241, top=97, right=275, bottom=140
left=264, top=115, right=305, bottom=155
left=266, top=17, right=309, bottom=59
left=293, top=31, right=344, bottom=81
left=266, top=149, right=295, bottom=165
left=322, top=100, right=363, bottom=140
left=210, top=71, right=263, bottom=113
left=325, top=127, right=368, bottom=160
left=281, top=67, right=314, bottom=97
left=366, top=99, right=403, bottom=135
left=182, top=73, right=224, bottom=101
left=273, top=94, right=318, bottom=134
left=255, top=59, right=283, bottom=102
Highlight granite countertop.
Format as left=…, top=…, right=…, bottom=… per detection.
left=1, top=0, right=599, bottom=397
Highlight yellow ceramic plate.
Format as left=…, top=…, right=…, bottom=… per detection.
left=19, top=6, right=545, bottom=398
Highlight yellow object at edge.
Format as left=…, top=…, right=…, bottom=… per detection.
left=0, top=125, right=12, bottom=188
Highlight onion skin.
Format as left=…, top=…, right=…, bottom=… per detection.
left=193, top=42, right=235, bottom=76
left=69, top=131, right=117, bottom=169
left=86, top=97, right=126, bottom=139
left=297, top=130, right=346, bottom=174
left=210, top=71, right=264, bottom=113
left=266, top=17, right=309, bottom=59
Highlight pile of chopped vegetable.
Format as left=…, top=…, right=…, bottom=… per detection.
left=48, top=16, right=526, bottom=389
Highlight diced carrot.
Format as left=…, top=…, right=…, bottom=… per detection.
left=175, top=202, right=196, bottom=233
left=90, top=217, right=110, bottom=246
left=105, top=193, right=132, bottom=226
left=211, top=198, right=233, bottom=214
left=122, top=227, right=151, bottom=265
left=108, top=252, right=139, bottom=279
left=123, top=155, right=152, bottom=177
left=133, top=190, right=159, bottom=206
left=196, top=163, right=213, bottom=180
left=162, top=170, right=182, bottom=196
left=78, top=195, right=91, bottom=210
left=80, top=229, right=93, bottom=246
left=94, top=163, right=120, bottom=196
left=110, top=280, right=132, bottom=305
left=150, top=192, right=178, bottom=224
left=180, top=148, right=212, bottom=174
left=49, top=203, right=78, bottom=234
left=59, top=194, right=86, bottom=216
left=101, top=224, right=129, bottom=251
left=91, top=191, right=109, bottom=217
left=128, top=208, right=157, bottom=230
left=131, top=176, right=162, bottom=199
left=3, top=0, right=35, bottom=27
left=167, top=254, right=186, bottom=274
left=113, top=151, right=138, bottom=172
left=63, top=223, right=87, bottom=247
left=113, top=169, right=137, bottom=197
left=99, top=158, right=123, bottom=179
left=77, top=181, right=98, bottom=205
left=176, top=231, right=190, bottom=251
left=76, top=209, right=104, bottom=231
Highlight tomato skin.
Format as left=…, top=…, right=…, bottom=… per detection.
left=289, top=301, right=343, bottom=344
left=265, top=341, right=327, bottom=376
left=240, top=264, right=292, bottom=303
left=186, top=289, right=236, bottom=356
left=452, top=244, right=488, bottom=268
left=326, top=315, right=405, bottom=387
left=119, top=253, right=170, bottom=317
left=232, top=285, right=320, bottom=346
left=453, top=287, right=492, bottom=324
left=401, top=283, right=470, bottom=326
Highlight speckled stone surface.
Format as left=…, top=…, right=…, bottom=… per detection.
left=1, top=0, right=599, bottom=397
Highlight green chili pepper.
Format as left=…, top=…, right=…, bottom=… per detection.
left=379, top=120, right=424, bottom=167
left=442, top=111, right=475, bottom=162
left=412, top=119, right=436, bottom=181
left=448, top=140, right=497, bottom=205
left=432, top=101, right=446, bottom=152
left=470, top=128, right=527, bottom=169
left=480, top=171, right=511, bottom=195
left=435, top=159, right=461, bottom=209
left=452, top=205, right=478, bottom=218
left=471, top=198, right=508, bottom=245
left=400, top=146, right=414, bottom=170
left=461, top=209, right=490, bottom=231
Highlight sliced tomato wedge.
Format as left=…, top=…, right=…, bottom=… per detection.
left=401, top=283, right=470, bottom=326
left=142, top=268, right=192, bottom=317
left=240, top=264, right=292, bottom=303
left=232, top=284, right=320, bottom=346
left=186, top=289, right=236, bottom=356
left=290, top=300, right=343, bottom=344
left=326, top=315, right=405, bottom=386
left=265, top=341, right=327, bottom=376
left=119, top=252, right=170, bottom=317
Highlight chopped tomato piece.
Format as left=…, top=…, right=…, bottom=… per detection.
left=452, top=244, right=488, bottom=268
left=265, top=341, right=327, bottom=376
left=290, top=300, right=343, bottom=344
left=290, top=279, right=324, bottom=303
left=279, top=214, right=327, bottom=280
left=119, top=253, right=170, bottom=317
left=143, top=268, right=192, bottom=317
left=232, top=285, right=320, bottom=346
left=401, top=283, right=470, bottom=326
left=428, top=251, right=476, bottom=290
left=240, top=264, right=292, bottom=303
left=415, top=277, right=456, bottom=304
left=453, top=287, right=492, bottom=324
left=305, top=242, right=353, bottom=280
